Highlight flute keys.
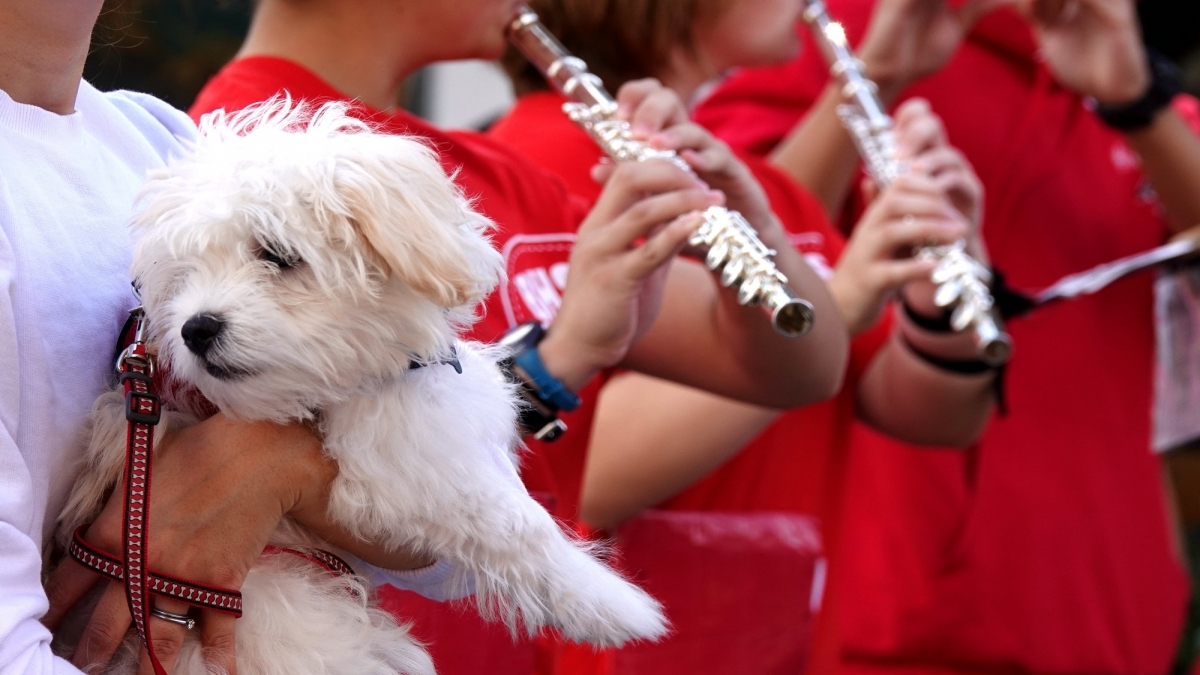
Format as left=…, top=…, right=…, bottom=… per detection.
left=738, top=275, right=763, bottom=305
left=934, top=279, right=963, bottom=308
left=721, top=256, right=745, bottom=287
left=951, top=301, right=977, bottom=332
left=707, top=240, right=731, bottom=269
left=690, top=220, right=719, bottom=247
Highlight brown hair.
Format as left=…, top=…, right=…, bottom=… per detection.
left=502, top=0, right=730, bottom=96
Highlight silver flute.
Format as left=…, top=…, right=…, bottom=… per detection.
left=507, top=6, right=815, bottom=338
left=801, top=0, right=1012, bottom=365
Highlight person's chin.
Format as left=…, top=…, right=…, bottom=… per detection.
left=471, top=35, right=510, bottom=62
left=747, top=37, right=802, bottom=69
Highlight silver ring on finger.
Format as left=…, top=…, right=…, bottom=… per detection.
left=151, top=606, right=196, bottom=630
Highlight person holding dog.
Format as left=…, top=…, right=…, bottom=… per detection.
left=0, top=3, right=842, bottom=675
left=689, top=0, right=1200, bottom=673
left=2, top=2, right=851, bottom=675
left=488, top=0, right=996, bottom=671
left=0, top=3, right=493, bottom=675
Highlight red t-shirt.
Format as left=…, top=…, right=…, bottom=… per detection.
left=489, top=91, right=892, bottom=674
left=694, top=6, right=1189, bottom=675
left=190, top=56, right=610, bottom=675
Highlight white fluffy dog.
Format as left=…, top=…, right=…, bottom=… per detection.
left=56, top=101, right=665, bottom=675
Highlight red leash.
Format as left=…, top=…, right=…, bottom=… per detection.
left=70, top=307, right=353, bottom=675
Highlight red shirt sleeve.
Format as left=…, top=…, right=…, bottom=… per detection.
left=488, top=92, right=607, bottom=203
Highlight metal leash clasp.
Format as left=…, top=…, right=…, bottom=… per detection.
left=117, top=307, right=160, bottom=426
left=116, top=306, right=155, bottom=380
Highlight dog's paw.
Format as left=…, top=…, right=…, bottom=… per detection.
left=545, top=554, right=669, bottom=647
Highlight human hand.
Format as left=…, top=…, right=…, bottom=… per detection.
left=858, top=0, right=1007, bottom=97
left=540, top=160, right=718, bottom=390
left=833, top=174, right=968, bottom=334
left=893, top=99, right=985, bottom=249
left=1018, top=0, right=1149, bottom=104
left=600, top=79, right=783, bottom=242
left=43, top=414, right=334, bottom=675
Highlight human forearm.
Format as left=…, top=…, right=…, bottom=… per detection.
left=1124, top=107, right=1200, bottom=234
left=625, top=249, right=847, bottom=409
left=770, top=84, right=866, bottom=217
left=856, top=293, right=994, bottom=446
left=857, top=337, right=993, bottom=447
left=581, top=373, right=778, bottom=530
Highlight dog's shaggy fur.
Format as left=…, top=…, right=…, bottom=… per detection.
left=56, top=101, right=666, bottom=675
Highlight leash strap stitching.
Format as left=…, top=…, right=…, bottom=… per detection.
left=69, top=527, right=244, bottom=616
left=92, top=308, right=355, bottom=674
left=117, top=314, right=166, bottom=675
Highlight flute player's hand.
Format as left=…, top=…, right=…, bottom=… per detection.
left=598, top=78, right=786, bottom=246
left=1018, top=0, right=1150, bottom=105
left=857, top=0, right=1009, bottom=98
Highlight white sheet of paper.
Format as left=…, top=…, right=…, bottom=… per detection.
left=1153, top=266, right=1200, bottom=452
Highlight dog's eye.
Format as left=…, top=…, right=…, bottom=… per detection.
left=257, top=242, right=301, bottom=270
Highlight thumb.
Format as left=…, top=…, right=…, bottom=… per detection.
left=861, top=175, right=881, bottom=204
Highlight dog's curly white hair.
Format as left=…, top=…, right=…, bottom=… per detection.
left=55, top=99, right=666, bottom=675
left=130, top=98, right=503, bottom=421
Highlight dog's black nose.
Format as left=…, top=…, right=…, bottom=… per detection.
left=181, top=314, right=225, bottom=357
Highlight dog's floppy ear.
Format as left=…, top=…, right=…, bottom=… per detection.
left=334, top=133, right=503, bottom=308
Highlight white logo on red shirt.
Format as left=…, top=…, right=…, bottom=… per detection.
left=1111, top=141, right=1141, bottom=172
left=501, top=233, right=577, bottom=327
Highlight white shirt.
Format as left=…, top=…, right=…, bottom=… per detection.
left=0, top=82, right=463, bottom=675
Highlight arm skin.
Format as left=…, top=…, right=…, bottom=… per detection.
left=770, top=0, right=1003, bottom=216
left=538, top=81, right=849, bottom=410
left=1023, top=0, right=1200, bottom=234
left=580, top=361, right=779, bottom=529
left=1125, top=110, right=1200, bottom=234
left=580, top=137, right=996, bottom=530
left=622, top=224, right=847, bottom=408
left=581, top=303, right=994, bottom=530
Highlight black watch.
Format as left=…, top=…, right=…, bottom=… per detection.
left=1095, top=48, right=1182, bottom=132
left=499, top=322, right=569, bottom=443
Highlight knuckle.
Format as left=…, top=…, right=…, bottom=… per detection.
left=150, top=632, right=185, bottom=656
left=608, top=164, right=635, bottom=188
left=43, top=572, right=72, bottom=606
left=626, top=200, right=655, bottom=223
left=635, top=239, right=669, bottom=269
left=82, top=623, right=127, bottom=654
left=203, top=630, right=237, bottom=655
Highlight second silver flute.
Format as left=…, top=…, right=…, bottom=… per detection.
left=507, top=6, right=815, bottom=338
left=801, top=0, right=1013, bottom=365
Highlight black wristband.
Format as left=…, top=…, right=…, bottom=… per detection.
left=901, top=335, right=993, bottom=374
left=1095, top=48, right=1182, bottom=132
left=902, top=300, right=954, bottom=333
left=901, top=336, right=1009, bottom=416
